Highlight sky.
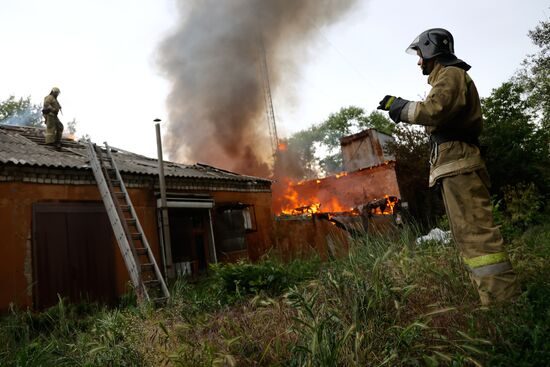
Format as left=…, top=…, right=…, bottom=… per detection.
left=0, top=0, right=548, bottom=162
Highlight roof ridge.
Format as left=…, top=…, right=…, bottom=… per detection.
left=108, top=144, right=194, bottom=169
left=195, top=163, right=271, bottom=182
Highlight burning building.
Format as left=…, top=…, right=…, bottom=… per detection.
left=0, top=125, right=273, bottom=311
left=272, top=128, right=402, bottom=257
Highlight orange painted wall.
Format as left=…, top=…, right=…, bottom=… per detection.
left=0, top=181, right=273, bottom=311
left=273, top=217, right=349, bottom=261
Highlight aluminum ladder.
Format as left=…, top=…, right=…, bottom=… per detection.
left=86, top=141, right=170, bottom=304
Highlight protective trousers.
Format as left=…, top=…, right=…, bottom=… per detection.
left=440, top=170, right=520, bottom=305
left=45, top=114, right=64, bottom=144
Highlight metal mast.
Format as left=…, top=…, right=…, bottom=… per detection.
left=258, top=35, right=279, bottom=155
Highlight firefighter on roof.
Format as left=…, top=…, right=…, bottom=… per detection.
left=42, top=87, right=64, bottom=147
left=378, top=28, right=520, bottom=305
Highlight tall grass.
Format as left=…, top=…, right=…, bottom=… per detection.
left=1, top=214, right=548, bottom=366
left=477, top=219, right=550, bottom=367
left=285, top=227, right=490, bottom=366
left=0, top=298, right=145, bottom=366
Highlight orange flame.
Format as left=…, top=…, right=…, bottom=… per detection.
left=371, top=195, right=398, bottom=215
left=63, top=133, right=76, bottom=141
left=277, top=177, right=351, bottom=215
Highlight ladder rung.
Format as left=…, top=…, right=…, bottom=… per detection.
left=152, top=297, right=169, bottom=304
left=120, top=205, right=130, bottom=211
left=131, top=233, right=142, bottom=240
left=135, top=248, right=148, bottom=255
left=144, top=280, right=160, bottom=287
left=114, top=192, right=125, bottom=199
left=126, top=219, right=137, bottom=226
left=141, top=263, right=154, bottom=271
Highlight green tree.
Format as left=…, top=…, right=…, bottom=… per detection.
left=367, top=111, right=395, bottom=136
left=0, top=96, right=42, bottom=127
left=273, top=129, right=319, bottom=180
left=385, top=125, right=444, bottom=228
left=284, top=106, right=394, bottom=177
left=316, top=106, right=368, bottom=174
left=480, top=81, right=550, bottom=197
left=517, top=19, right=550, bottom=129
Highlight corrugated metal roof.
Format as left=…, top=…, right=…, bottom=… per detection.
left=0, top=124, right=271, bottom=184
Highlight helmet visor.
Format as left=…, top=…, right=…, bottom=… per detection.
left=405, top=36, right=420, bottom=55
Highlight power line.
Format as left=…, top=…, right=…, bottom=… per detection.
left=307, top=16, right=371, bottom=85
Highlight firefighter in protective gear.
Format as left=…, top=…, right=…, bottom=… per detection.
left=378, top=28, right=520, bottom=305
left=42, top=87, right=64, bottom=146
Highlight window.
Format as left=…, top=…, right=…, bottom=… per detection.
left=214, top=202, right=256, bottom=253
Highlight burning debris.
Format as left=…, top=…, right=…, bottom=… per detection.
left=364, top=195, right=399, bottom=216
left=158, top=0, right=359, bottom=177
left=277, top=176, right=353, bottom=216
left=272, top=128, right=401, bottom=219
left=281, top=203, right=322, bottom=216
left=272, top=129, right=403, bottom=258
left=273, top=160, right=403, bottom=237
left=273, top=162, right=401, bottom=213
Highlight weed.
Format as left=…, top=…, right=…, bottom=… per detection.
left=211, top=256, right=321, bottom=301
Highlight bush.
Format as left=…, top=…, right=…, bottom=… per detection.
left=502, top=182, right=544, bottom=228
left=211, top=258, right=321, bottom=299
left=484, top=280, right=550, bottom=367
left=493, top=182, right=545, bottom=241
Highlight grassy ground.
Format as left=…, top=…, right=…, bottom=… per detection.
left=1, top=215, right=549, bottom=366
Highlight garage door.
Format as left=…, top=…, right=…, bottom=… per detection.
left=32, top=202, right=116, bottom=309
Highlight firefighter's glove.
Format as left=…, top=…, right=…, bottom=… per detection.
left=377, top=95, right=409, bottom=123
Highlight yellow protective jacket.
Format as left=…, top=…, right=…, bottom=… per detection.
left=401, top=62, right=486, bottom=186
left=43, top=94, right=61, bottom=116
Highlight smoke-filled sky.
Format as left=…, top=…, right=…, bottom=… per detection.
left=158, top=0, right=360, bottom=176
left=0, top=0, right=548, bottom=176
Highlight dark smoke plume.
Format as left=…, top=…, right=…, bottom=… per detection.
left=158, top=0, right=358, bottom=177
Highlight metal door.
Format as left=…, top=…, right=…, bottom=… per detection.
left=32, top=202, right=117, bottom=309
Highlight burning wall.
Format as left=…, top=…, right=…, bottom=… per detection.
left=271, top=164, right=402, bottom=261
left=273, top=161, right=401, bottom=215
